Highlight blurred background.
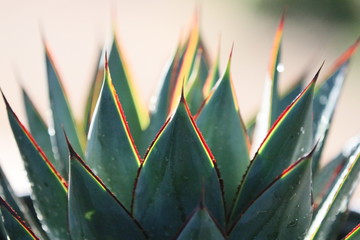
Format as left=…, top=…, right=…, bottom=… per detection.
left=0, top=0, right=359, bottom=208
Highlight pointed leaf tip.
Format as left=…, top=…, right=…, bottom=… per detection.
left=63, top=130, right=80, bottom=160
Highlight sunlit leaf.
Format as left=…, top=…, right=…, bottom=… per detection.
left=251, top=15, right=284, bottom=155
left=228, top=153, right=312, bottom=239
left=134, top=96, right=225, bottom=239
left=67, top=139, right=146, bottom=240
left=3, top=93, right=69, bottom=240
left=144, top=45, right=183, bottom=152
left=0, top=197, right=39, bottom=240
left=230, top=69, right=318, bottom=224
left=344, top=224, right=360, bottom=240
left=108, top=36, right=149, bottom=153
left=196, top=53, right=250, bottom=215
left=306, top=146, right=360, bottom=240
left=45, top=45, right=85, bottom=177
left=312, top=39, right=359, bottom=173
left=86, top=62, right=141, bottom=210
left=83, top=49, right=105, bottom=134
left=313, top=135, right=360, bottom=209
left=22, top=88, right=57, bottom=171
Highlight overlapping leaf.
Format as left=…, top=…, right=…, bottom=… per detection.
left=251, top=15, right=284, bottom=154
left=45, top=46, right=85, bottom=177
left=185, top=50, right=207, bottom=114
left=0, top=197, right=39, bottom=240
left=108, top=36, right=149, bottom=153
left=228, top=154, right=312, bottom=239
left=305, top=145, right=360, bottom=240
left=312, top=40, right=359, bottom=173
left=313, top=135, right=360, bottom=208
left=168, top=17, right=201, bottom=116
left=83, top=49, right=105, bottom=134
left=176, top=206, right=225, bottom=240
left=134, top=95, right=225, bottom=239
left=86, top=62, right=141, bottom=210
left=68, top=139, right=146, bottom=240
left=344, top=224, right=360, bottom=240
left=3, top=94, right=69, bottom=240
left=0, top=167, right=49, bottom=239
left=22, top=89, right=57, bottom=170
left=229, top=69, right=318, bottom=224
left=196, top=54, right=250, bottom=214
left=144, top=45, right=183, bottom=152
left=203, top=44, right=220, bottom=97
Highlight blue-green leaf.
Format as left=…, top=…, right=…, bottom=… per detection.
left=229, top=69, right=318, bottom=224
left=196, top=53, right=250, bottom=215
left=228, top=153, right=312, bottom=239
left=0, top=197, right=39, bottom=240
left=45, top=45, right=85, bottom=177
left=3, top=93, right=69, bottom=240
left=134, top=95, right=225, bottom=239
left=68, top=139, right=146, bottom=240
left=86, top=62, right=141, bottom=210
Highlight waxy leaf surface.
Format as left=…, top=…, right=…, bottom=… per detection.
left=230, top=71, right=317, bottom=223
left=134, top=98, right=225, bottom=239
left=306, top=146, right=360, bottom=240
left=3, top=95, right=69, bottom=240
left=344, top=224, right=360, bottom=240
left=22, top=89, right=57, bottom=171
left=176, top=207, right=225, bottom=240
left=312, top=40, right=359, bottom=173
left=83, top=49, right=104, bottom=134
left=196, top=57, right=249, bottom=214
left=313, top=136, right=360, bottom=208
left=45, top=47, right=85, bottom=176
left=186, top=50, right=206, bottom=115
left=0, top=197, right=39, bottom=240
left=144, top=46, right=183, bottom=152
left=109, top=37, right=148, bottom=152
left=251, top=15, right=284, bottom=154
left=228, top=155, right=312, bottom=239
left=68, top=142, right=146, bottom=240
left=86, top=65, right=141, bottom=210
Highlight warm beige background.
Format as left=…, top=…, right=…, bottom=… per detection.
left=0, top=0, right=359, bottom=209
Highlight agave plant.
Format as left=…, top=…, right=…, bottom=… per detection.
left=0, top=15, right=359, bottom=240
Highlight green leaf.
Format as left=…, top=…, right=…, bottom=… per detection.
left=229, top=69, right=318, bottom=224
left=203, top=44, right=220, bottom=97
left=313, top=136, right=360, bottom=208
left=45, top=46, right=85, bottom=177
left=344, top=224, right=360, bottom=240
left=196, top=54, right=250, bottom=215
left=251, top=15, right=284, bottom=154
left=305, top=145, right=360, bottom=240
left=3, top=94, right=70, bottom=240
left=228, top=154, right=312, bottom=239
left=109, top=37, right=149, bottom=153
left=83, top=49, right=105, bottom=134
left=144, top=45, right=183, bottom=152
left=0, top=197, right=39, bottom=240
left=312, top=40, right=359, bottom=173
left=0, top=167, right=49, bottom=240
left=22, top=88, right=58, bottom=171
left=67, top=139, right=146, bottom=240
left=277, top=73, right=305, bottom=116
left=185, top=50, right=206, bottom=115
left=86, top=63, right=141, bottom=210
left=0, top=167, right=24, bottom=220
left=134, top=96, right=225, bottom=239
left=176, top=207, right=225, bottom=240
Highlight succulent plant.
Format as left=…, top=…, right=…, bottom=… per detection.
left=0, top=15, right=359, bottom=240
